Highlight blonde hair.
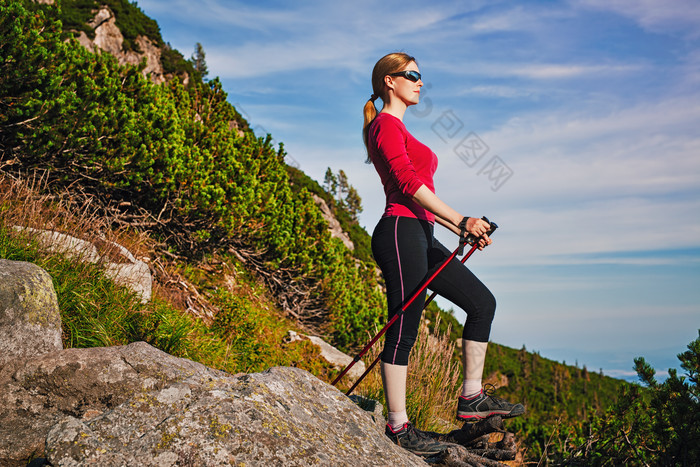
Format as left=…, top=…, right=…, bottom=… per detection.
left=363, top=52, right=416, bottom=161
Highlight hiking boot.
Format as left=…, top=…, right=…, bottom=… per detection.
left=385, top=422, right=448, bottom=457
left=456, top=384, right=525, bottom=421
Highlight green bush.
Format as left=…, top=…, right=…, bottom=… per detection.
left=542, top=332, right=700, bottom=466
left=0, top=0, right=384, bottom=351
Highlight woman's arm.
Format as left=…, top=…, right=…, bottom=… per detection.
left=412, top=185, right=492, bottom=245
left=413, top=185, right=462, bottom=233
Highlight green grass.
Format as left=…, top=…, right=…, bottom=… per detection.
left=0, top=226, right=144, bottom=348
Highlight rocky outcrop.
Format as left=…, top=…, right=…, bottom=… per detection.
left=13, top=226, right=152, bottom=303
left=0, top=259, right=62, bottom=368
left=75, top=7, right=166, bottom=85
left=0, top=259, right=422, bottom=465
left=0, top=342, right=426, bottom=467
left=312, top=194, right=354, bottom=250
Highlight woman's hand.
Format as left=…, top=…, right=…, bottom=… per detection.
left=466, top=217, right=493, bottom=249
left=476, top=234, right=492, bottom=250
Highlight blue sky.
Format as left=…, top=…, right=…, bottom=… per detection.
left=135, top=0, right=700, bottom=382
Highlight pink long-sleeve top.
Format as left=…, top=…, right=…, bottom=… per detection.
left=367, top=113, right=438, bottom=223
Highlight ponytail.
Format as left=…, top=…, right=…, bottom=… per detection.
left=362, top=52, right=416, bottom=163
left=362, top=96, right=379, bottom=162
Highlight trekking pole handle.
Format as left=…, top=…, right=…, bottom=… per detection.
left=465, top=216, right=498, bottom=245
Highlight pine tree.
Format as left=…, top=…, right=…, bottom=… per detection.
left=323, top=167, right=337, bottom=197
left=345, top=186, right=363, bottom=221
left=337, top=169, right=348, bottom=206
left=562, top=331, right=700, bottom=465
left=190, top=42, right=208, bottom=79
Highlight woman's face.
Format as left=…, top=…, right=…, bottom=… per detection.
left=386, top=61, right=423, bottom=107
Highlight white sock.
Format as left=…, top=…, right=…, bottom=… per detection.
left=461, top=339, right=488, bottom=398
left=388, top=410, right=409, bottom=431
left=462, top=379, right=482, bottom=399
left=381, top=361, right=409, bottom=430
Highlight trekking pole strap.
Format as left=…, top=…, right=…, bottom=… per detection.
left=458, top=217, right=469, bottom=255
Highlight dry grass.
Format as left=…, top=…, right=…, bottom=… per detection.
left=357, top=315, right=463, bottom=433
left=0, top=172, right=213, bottom=320
left=0, top=171, right=150, bottom=262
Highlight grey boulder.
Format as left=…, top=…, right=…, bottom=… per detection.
left=0, top=341, right=424, bottom=466
left=0, top=259, right=62, bottom=368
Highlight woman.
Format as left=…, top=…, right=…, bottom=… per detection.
left=364, top=52, right=524, bottom=456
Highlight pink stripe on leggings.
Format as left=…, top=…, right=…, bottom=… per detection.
left=391, top=217, right=404, bottom=364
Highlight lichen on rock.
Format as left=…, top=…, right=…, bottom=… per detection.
left=0, top=259, right=62, bottom=368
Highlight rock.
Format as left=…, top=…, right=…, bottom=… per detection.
left=286, top=330, right=366, bottom=379
left=349, top=394, right=385, bottom=431
left=129, top=35, right=165, bottom=84
left=77, top=7, right=165, bottom=85
left=13, top=226, right=101, bottom=263
left=91, top=8, right=123, bottom=57
left=306, top=334, right=366, bottom=378
left=87, top=6, right=112, bottom=31
left=75, top=30, right=94, bottom=51
left=312, top=194, right=354, bottom=250
left=104, top=259, right=152, bottom=304
left=0, top=342, right=425, bottom=466
left=0, top=342, right=206, bottom=464
left=0, top=260, right=62, bottom=369
left=13, top=226, right=152, bottom=303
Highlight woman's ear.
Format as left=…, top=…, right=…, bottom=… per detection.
left=384, top=75, right=395, bottom=93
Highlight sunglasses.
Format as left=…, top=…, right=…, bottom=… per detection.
left=388, top=70, right=422, bottom=82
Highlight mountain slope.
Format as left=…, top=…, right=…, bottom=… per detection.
left=0, top=1, right=633, bottom=462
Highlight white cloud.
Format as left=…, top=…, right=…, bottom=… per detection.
left=467, top=3, right=576, bottom=34
left=429, top=57, right=648, bottom=81
left=478, top=95, right=700, bottom=193
left=142, top=0, right=463, bottom=79
left=457, top=85, right=535, bottom=98
left=434, top=199, right=700, bottom=269
left=575, top=0, right=700, bottom=38
left=602, top=369, right=640, bottom=379
left=138, top=0, right=318, bottom=32
left=507, top=63, right=643, bottom=79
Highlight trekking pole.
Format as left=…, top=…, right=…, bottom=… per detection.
left=332, top=217, right=497, bottom=393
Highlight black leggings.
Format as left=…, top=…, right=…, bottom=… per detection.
left=371, top=216, right=496, bottom=366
